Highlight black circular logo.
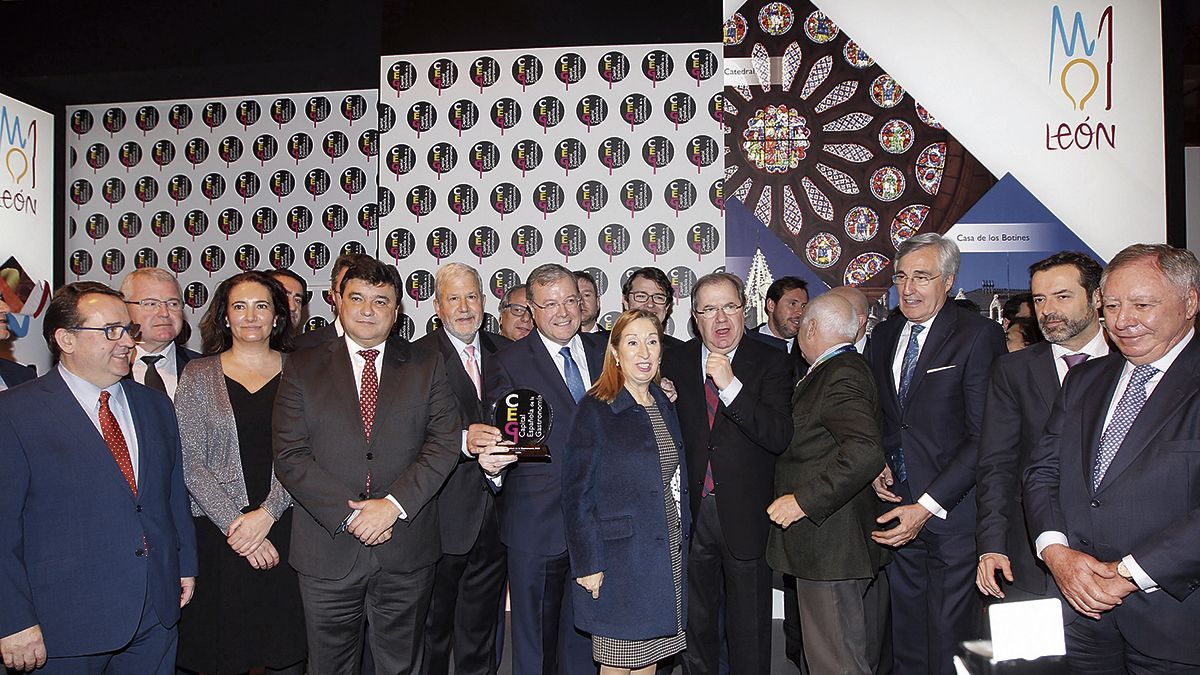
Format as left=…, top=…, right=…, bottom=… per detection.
left=469, top=226, right=500, bottom=260
left=98, top=179, right=121, bottom=207
left=428, top=142, right=458, bottom=176
left=358, top=203, right=378, bottom=231
left=271, top=98, right=296, bottom=126
left=184, top=137, right=209, bottom=166
left=86, top=143, right=110, bottom=171
left=270, top=170, right=296, bottom=199
left=253, top=206, right=277, bottom=235
left=269, top=243, right=294, bottom=269
left=621, top=179, right=653, bottom=214
left=598, top=51, right=631, bottom=86
left=471, top=56, right=501, bottom=91
left=102, top=248, right=126, bottom=276
left=642, top=136, right=675, bottom=171
left=340, top=241, right=366, bottom=257
left=576, top=95, right=608, bottom=129
left=490, top=268, right=522, bottom=299
left=386, top=144, right=417, bottom=177
left=288, top=133, right=313, bottom=162
left=152, top=139, right=176, bottom=167
left=304, top=242, right=331, bottom=272
left=119, top=141, right=143, bottom=169
left=378, top=187, right=395, bottom=216
left=688, top=49, right=719, bottom=83
left=184, top=281, right=209, bottom=310
left=235, top=243, right=259, bottom=271
left=448, top=183, right=478, bottom=220
left=306, top=96, right=332, bottom=125
left=407, top=269, right=436, bottom=304
left=219, top=136, right=243, bottom=164
left=167, top=174, right=191, bottom=203
left=665, top=92, right=698, bottom=127
left=490, top=98, right=521, bottom=132
left=201, top=173, right=226, bottom=202
left=387, top=61, right=418, bottom=95
left=598, top=223, right=631, bottom=259
left=341, top=94, right=368, bottom=124
left=323, top=131, right=349, bottom=161
left=202, top=102, right=227, bottom=131
left=429, top=59, right=459, bottom=92
left=583, top=266, right=609, bottom=295
left=555, top=138, right=587, bottom=173
left=709, top=179, right=724, bottom=210
left=201, top=245, right=225, bottom=275
left=665, top=179, right=698, bottom=213
left=688, top=222, right=721, bottom=256
left=236, top=100, right=261, bottom=128
left=621, top=94, right=652, bottom=128
left=151, top=211, right=175, bottom=238
left=511, top=139, right=543, bottom=174
left=287, top=206, right=312, bottom=234
left=358, top=129, right=378, bottom=158
left=556, top=53, right=586, bottom=88
left=599, top=137, right=631, bottom=172
left=253, top=134, right=278, bottom=163
left=449, top=99, right=479, bottom=134
left=512, top=225, right=543, bottom=259
left=184, top=209, right=209, bottom=237
left=576, top=180, right=609, bottom=216
left=118, top=212, right=142, bottom=239
left=236, top=171, right=260, bottom=201
left=85, top=214, right=109, bottom=241
left=71, top=110, right=94, bottom=137
left=470, top=141, right=501, bottom=175
left=341, top=167, right=367, bottom=196
left=642, top=49, right=674, bottom=84
left=134, top=176, right=158, bottom=204
left=534, top=96, right=565, bottom=130
left=427, top=226, right=457, bottom=260
left=688, top=135, right=720, bottom=169
left=406, top=185, right=436, bottom=219
left=669, top=266, right=698, bottom=298
left=70, top=250, right=93, bottom=276
left=70, top=179, right=93, bottom=206
left=167, top=246, right=192, bottom=273
left=512, top=54, right=544, bottom=89
left=555, top=224, right=587, bottom=258
left=322, top=204, right=348, bottom=234
left=135, top=106, right=159, bottom=134
left=535, top=181, right=565, bottom=216
left=304, top=168, right=331, bottom=198
left=643, top=223, right=676, bottom=257
left=492, top=182, right=521, bottom=218
left=386, top=228, right=417, bottom=261
left=379, top=103, right=397, bottom=132
left=408, top=101, right=437, bottom=134
left=170, top=104, right=193, bottom=132
left=134, top=247, right=158, bottom=268
left=219, top=208, right=242, bottom=237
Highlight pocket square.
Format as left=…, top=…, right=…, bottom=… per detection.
left=926, top=365, right=957, bottom=373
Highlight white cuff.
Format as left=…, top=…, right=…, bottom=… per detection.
left=1122, top=554, right=1159, bottom=593
left=486, top=472, right=504, bottom=488
left=461, top=430, right=472, bottom=458
left=979, top=552, right=1009, bottom=561
left=717, top=376, right=743, bottom=405
left=384, top=494, right=407, bottom=521
left=1034, top=531, right=1070, bottom=559
left=917, top=493, right=947, bottom=519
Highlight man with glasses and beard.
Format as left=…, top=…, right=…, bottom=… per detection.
left=977, top=252, right=1107, bottom=603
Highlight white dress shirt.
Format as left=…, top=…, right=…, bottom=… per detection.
left=537, top=331, right=593, bottom=389
left=343, top=336, right=407, bottom=522
left=889, top=313, right=948, bottom=519
left=59, top=364, right=141, bottom=486
left=758, top=323, right=794, bottom=353
left=700, top=343, right=743, bottom=404
left=132, top=341, right=180, bottom=400
left=1035, top=329, right=1196, bottom=592
left=1050, top=327, right=1111, bottom=384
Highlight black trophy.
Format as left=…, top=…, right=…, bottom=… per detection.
left=490, top=387, right=553, bottom=459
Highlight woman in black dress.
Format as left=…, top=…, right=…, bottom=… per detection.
left=175, top=271, right=305, bottom=674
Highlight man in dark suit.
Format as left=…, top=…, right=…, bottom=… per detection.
left=976, top=252, right=1107, bottom=602
left=268, top=268, right=310, bottom=333
left=414, top=262, right=509, bottom=675
left=864, top=233, right=1006, bottom=675
left=119, top=267, right=199, bottom=399
left=0, top=282, right=197, bottom=673
left=292, top=252, right=374, bottom=351
left=1025, top=244, right=1200, bottom=671
left=474, top=263, right=604, bottom=675
left=662, top=272, right=792, bottom=675
left=768, top=292, right=889, bottom=675
left=620, top=266, right=686, bottom=349
left=273, top=258, right=461, bottom=674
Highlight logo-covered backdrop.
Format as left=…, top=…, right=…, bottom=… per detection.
left=64, top=89, right=380, bottom=334
left=379, top=44, right=725, bottom=338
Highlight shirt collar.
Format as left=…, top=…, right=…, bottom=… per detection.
left=135, top=340, right=176, bottom=362
left=345, top=334, right=387, bottom=359
left=538, top=330, right=583, bottom=360
left=758, top=323, right=786, bottom=341
left=1132, top=327, right=1194, bottom=375
left=444, top=329, right=481, bottom=355
left=58, top=363, right=124, bottom=408
left=1050, top=324, right=1110, bottom=361
left=701, top=342, right=738, bottom=363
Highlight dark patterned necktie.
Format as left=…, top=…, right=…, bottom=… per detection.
left=99, top=391, right=137, bottom=496
left=141, top=354, right=167, bottom=394
left=1093, top=364, right=1157, bottom=490
left=702, top=376, right=719, bottom=496
left=358, top=349, right=380, bottom=442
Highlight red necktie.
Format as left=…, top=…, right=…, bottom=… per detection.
left=702, top=376, right=718, bottom=496
left=99, top=390, right=138, bottom=497
left=359, top=349, right=380, bottom=442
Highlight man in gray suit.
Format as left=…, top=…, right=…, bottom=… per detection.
left=273, top=257, right=461, bottom=674
left=768, top=292, right=889, bottom=675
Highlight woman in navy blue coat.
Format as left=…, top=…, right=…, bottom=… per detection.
left=563, top=309, right=691, bottom=675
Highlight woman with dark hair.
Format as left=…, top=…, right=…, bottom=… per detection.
left=175, top=271, right=305, bottom=674
left=1005, top=316, right=1045, bottom=353
left=563, top=309, right=690, bottom=675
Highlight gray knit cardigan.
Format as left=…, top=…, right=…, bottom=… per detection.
left=174, top=355, right=292, bottom=533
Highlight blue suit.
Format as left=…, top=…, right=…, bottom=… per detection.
left=0, top=358, right=35, bottom=388
left=484, top=331, right=604, bottom=675
left=0, top=370, right=197, bottom=662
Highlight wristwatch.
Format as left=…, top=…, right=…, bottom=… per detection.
left=1116, top=561, right=1135, bottom=583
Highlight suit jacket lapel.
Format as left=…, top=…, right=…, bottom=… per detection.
left=437, top=331, right=482, bottom=417
left=528, top=335, right=574, bottom=404
left=1096, top=341, right=1200, bottom=493
left=1027, top=343, right=1060, bottom=410
left=904, top=303, right=957, bottom=404
left=372, top=338, right=410, bottom=447
left=874, top=319, right=903, bottom=410
left=1081, top=356, right=1125, bottom=492
left=122, top=382, right=151, bottom=503
left=47, top=372, right=139, bottom=503
left=325, top=338, right=369, bottom=448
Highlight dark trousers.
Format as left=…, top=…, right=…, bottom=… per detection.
left=506, top=547, right=595, bottom=675
left=42, top=602, right=176, bottom=674
left=780, top=573, right=809, bottom=674
left=424, top=521, right=507, bottom=675
left=297, top=549, right=436, bottom=675
left=682, top=496, right=772, bottom=675
left=885, top=525, right=980, bottom=675
left=1066, top=615, right=1200, bottom=674
left=794, top=577, right=879, bottom=675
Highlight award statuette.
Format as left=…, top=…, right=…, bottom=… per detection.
left=490, top=387, right=553, bottom=459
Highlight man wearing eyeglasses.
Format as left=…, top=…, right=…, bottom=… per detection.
left=662, top=272, right=793, bottom=675
left=0, top=282, right=197, bottom=673
left=475, top=263, right=605, bottom=675
left=497, top=284, right=534, bottom=342
left=120, top=268, right=200, bottom=400
left=863, top=233, right=1005, bottom=675
left=620, top=267, right=685, bottom=349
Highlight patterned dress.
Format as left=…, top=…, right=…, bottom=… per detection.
left=592, top=401, right=687, bottom=668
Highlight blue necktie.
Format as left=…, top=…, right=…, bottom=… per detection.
left=892, top=324, right=925, bottom=482
left=1093, top=364, right=1157, bottom=491
left=560, top=346, right=587, bottom=404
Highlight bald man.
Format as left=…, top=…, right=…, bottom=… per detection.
left=828, top=287, right=871, bottom=353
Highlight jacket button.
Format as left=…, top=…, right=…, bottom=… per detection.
left=900, top=424, right=910, bottom=430
left=359, top=492, right=367, bottom=499
left=1090, top=499, right=1100, bottom=508
left=1080, top=538, right=1090, bottom=547
left=366, top=452, right=374, bottom=460
left=136, top=505, right=143, bottom=512
left=135, top=549, right=145, bottom=557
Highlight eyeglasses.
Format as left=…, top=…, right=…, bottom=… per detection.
left=71, top=322, right=141, bottom=341
left=692, top=303, right=744, bottom=319
left=500, top=303, right=530, bottom=318
left=125, top=298, right=184, bottom=312
left=891, top=273, right=941, bottom=287
left=628, top=290, right=670, bottom=306
left=528, top=296, right=580, bottom=313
